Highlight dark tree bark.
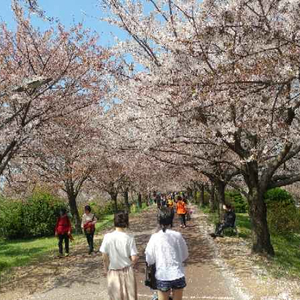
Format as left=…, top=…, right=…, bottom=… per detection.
left=186, top=187, right=193, bottom=200
left=243, top=161, right=274, bottom=256
left=209, top=184, right=217, bottom=212
left=215, top=180, right=226, bottom=221
left=67, top=192, right=82, bottom=234
left=123, top=188, right=130, bottom=211
left=137, top=192, right=142, bottom=208
left=193, top=189, right=198, bottom=203
left=110, top=192, right=118, bottom=213
left=200, top=184, right=205, bottom=207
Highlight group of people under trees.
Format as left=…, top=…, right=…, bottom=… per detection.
left=55, top=192, right=236, bottom=300
left=154, top=192, right=190, bottom=228
left=54, top=205, right=97, bottom=257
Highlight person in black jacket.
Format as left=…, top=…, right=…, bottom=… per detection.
left=210, top=204, right=236, bottom=238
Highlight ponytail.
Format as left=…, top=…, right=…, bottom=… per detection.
left=162, top=224, right=167, bottom=233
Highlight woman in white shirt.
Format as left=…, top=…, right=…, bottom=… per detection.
left=100, top=211, right=139, bottom=300
left=145, top=208, right=189, bottom=300
left=81, top=205, right=97, bottom=254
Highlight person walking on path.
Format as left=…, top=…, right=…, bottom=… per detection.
left=176, top=196, right=187, bottom=228
left=100, top=211, right=139, bottom=300
left=55, top=208, right=72, bottom=257
left=145, top=207, right=189, bottom=300
left=81, top=205, right=97, bottom=254
left=167, top=197, right=175, bottom=228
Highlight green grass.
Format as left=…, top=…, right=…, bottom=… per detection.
left=200, top=206, right=300, bottom=279
left=96, top=214, right=114, bottom=232
left=0, top=214, right=114, bottom=278
left=0, top=205, right=150, bottom=280
left=0, top=208, right=147, bottom=278
left=0, top=236, right=59, bottom=276
left=269, top=233, right=300, bottom=278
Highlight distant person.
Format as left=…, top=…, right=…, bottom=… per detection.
left=167, top=197, right=175, bottom=228
left=145, top=207, right=188, bottom=300
left=176, top=196, right=187, bottom=228
left=100, top=211, right=139, bottom=300
left=210, top=204, right=236, bottom=238
left=81, top=205, right=97, bottom=254
left=55, top=208, right=72, bottom=257
left=156, top=194, right=162, bottom=209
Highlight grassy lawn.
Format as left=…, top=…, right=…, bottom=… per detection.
left=0, top=206, right=151, bottom=279
left=200, top=205, right=300, bottom=279
left=0, top=208, right=148, bottom=278
left=0, top=236, right=59, bottom=275
left=0, top=214, right=114, bottom=278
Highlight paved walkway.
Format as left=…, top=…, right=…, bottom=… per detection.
left=2, top=206, right=249, bottom=300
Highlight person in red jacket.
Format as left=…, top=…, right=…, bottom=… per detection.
left=55, top=208, right=72, bottom=257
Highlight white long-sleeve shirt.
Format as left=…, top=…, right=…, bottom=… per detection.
left=145, top=229, right=188, bottom=281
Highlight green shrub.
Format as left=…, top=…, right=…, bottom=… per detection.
left=0, top=192, right=66, bottom=239
left=22, top=192, right=66, bottom=237
left=225, top=190, right=248, bottom=213
left=267, top=201, right=300, bottom=234
left=0, top=200, right=24, bottom=239
left=264, top=188, right=294, bottom=206
left=264, top=188, right=300, bottom=234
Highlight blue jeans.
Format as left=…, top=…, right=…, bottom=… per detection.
left=156, top=277, right=186, bottom=292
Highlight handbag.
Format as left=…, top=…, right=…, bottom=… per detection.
left=84, top=215, right=95, bottom=234
left=145, top=263, right=157, bottom=290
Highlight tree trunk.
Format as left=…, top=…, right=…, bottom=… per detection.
left=137, top=192, right=142, bottom=208
left=193, top=189, right=198, bottom=203
left=244, top=161, right=275, bottom=256
left=110, top=192, right=118, bottom=213
left=216, top=180, right=226, bottom=221
left=200, top=184, right=205, bottom=207
left=67, top=193, right=82, bottom=234
left=247, top=186, right=274, bottom=256
left=187, top=187, right=193, bottom=199
left=124, top=188, right=130, bottom=211
left=209, top=184, right=217, bottom=212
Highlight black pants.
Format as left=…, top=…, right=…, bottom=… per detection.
left=215, top=223, right=231, bottom=236
left=179, top=214, right=186, bottom=227
left=85, top=231, right=94, bottom=253
left=170, top=211, right=174, bottom=228
left=58, top=233, right=69, bottom=254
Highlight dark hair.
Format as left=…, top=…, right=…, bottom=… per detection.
left=177, top=196, right=182, bottom=201
left=225, top=203, right=232, bottom=210
left=158, top=207, right=173, bottom=232
left=85, top=205, right=91, bottom=212
left=114, top=211, right=129, bottom=228
left=60, top=208, right=67, bottom=215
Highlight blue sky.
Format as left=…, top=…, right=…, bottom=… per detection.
left=0, top=0, right=126, bottom=46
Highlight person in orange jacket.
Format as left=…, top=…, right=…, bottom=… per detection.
left=176, top=196, right=187, bottom=228
left=55, top=208, right=72, bottom=257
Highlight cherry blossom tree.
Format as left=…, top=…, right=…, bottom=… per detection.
left=0, top=4, right=109, bottom=179
left=6, top=106, right=104, bottom=232
left=101, top=0, right=300, bottom=255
